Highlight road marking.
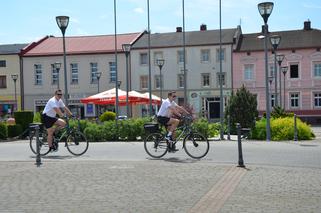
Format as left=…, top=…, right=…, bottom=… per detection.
left=189, top=166, right=247, bottom=213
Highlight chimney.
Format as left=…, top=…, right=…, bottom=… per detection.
left=176, top=27, right=182, bottom=32
left=200, top=24, right=207, bottom=31
left=304, top=20, right=311, bottom=30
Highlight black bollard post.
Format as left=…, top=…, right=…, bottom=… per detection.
left=35, top=125, right=42, bottom=167
left=227, top=115, right=231, bottom=140
left=294, top=114, right=298, bottom=141
left=236, top=123, right=245, bottom=168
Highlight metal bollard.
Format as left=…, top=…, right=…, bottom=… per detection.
left=236, top=123, right=245, bottom=168
left=294, top=114, right=298, bottom=141
left=34, top=125, right=42, bottom=167
left=227, top=115, right=231, bottom=140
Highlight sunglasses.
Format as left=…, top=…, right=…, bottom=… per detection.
left=57, top=93, right=63, bottom=96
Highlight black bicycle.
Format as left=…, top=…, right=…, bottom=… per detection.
left=29, top=116, right=89, bottom=156
left=144, top=115, right=210, bottom=159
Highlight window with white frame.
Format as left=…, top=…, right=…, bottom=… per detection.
left=202, top=73, right=210, bottom=87
left=244, top=64, right=254, bottom=80
left=290, top=93, right=300, bottom=108
left=34, top=64, right=42, bottom=85
left=290, top=64, right=299, bottom=78
left=216, top=48, right=225, bottom=62
left=140, top=75, right=148, bottom=89
left=154, top=52, right=163, bottom=65
left=313, top=62, right=321, bottom=77
left=90, top=62, right=98, bottom=84
left=314, top=93, right=321, bottom=107
left=109, top=62, right=116, bottom=83
left=155, top=75, right=161, bottom=89
left=0, top=60, right=6, bottom=67
left=201, top=49, right=210, bottom=63
left=70, top=63, right=78, bottom=84
left=177, top=50, right=185, bottom=64
left=178, top=74, right=184, bottom=88
left=140, top=53, right=148, bottom=65
left=51, top=64, right=58, bottom=85
left=216, top=72, right=226, bottom=87
left=0, top=76, right=6, bottom=88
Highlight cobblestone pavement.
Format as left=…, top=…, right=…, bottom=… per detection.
left=0, top=160, right=321, bottom=213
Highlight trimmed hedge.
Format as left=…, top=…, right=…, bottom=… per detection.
left=14, top=111, right=34, bottom=133
left=0, top=122, right=8, bottom=139
left=7, top=124, right=23, bottom=138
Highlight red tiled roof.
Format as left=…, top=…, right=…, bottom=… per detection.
left=23, top=32, right=142, bottom=56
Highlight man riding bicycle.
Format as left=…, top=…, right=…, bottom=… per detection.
left=42, top=89, right=73, bottom=152
left=157, top=91, right=190, bottom=151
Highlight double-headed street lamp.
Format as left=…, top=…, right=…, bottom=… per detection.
left=156, top=59, right=165, bottom=103
left=11, top=74, right=18, bottom=112
left=270, top=35, right=281, bottom=107
left=276, top=54, right=285, bottom=107
left=258, top=2, right=274, bottom=141
left=54, top=62, right=61, bottom=89
left=122, top=43, right=131, bottom=117
left=281, top=66, right=288, bottom=109
left=56, top=15, right=69, bottom=106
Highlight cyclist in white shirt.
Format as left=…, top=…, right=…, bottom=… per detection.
left=157, top=91, right=190, bottom=149
left=42, top=89, right=73, bottom=151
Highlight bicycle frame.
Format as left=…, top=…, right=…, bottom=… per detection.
left=161, top=116, right=193, bottom=145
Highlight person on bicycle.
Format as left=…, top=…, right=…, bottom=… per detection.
left=157, top=91, right=190, bottom=150
left=42, top=89, right=73, bottom=152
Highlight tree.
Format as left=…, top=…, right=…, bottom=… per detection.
left=225, top=85, right=258, bottom=132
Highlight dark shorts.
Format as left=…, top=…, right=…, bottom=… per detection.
left=42, top=114, right=58, bottom=129
left=157, top=116, right=170, bottom=126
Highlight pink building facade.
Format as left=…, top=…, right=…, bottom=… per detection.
left=233, top=21, right=321, bottom=124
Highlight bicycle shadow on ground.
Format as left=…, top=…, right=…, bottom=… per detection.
left=147, top=157, right=200, bottom=164
left=30, top=155, right=74, bottom=160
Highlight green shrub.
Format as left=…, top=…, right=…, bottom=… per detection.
left=99, top=111, right=116, bottom=122
left=250, top=117, right=314, bottom=140
left=7, top=124, right=23, bottom=138
left=0, top=122, right=8, bottom=139
left=33, top=112, right=42, bottom=123
left=14, top=111, right=34, bottom=133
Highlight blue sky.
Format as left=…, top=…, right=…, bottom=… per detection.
left=0, top=0, right=320, bottom=44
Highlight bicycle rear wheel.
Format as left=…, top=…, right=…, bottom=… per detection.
left=29, top=130, right=51, bottom=156
left=66, top=131, right=89, bottom=156
left=183, top=132, right=209, bottom=159
left=144, top=132, right=168, bottom=158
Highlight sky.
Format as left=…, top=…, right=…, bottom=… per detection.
left=0, top=0, right=321, bottom=44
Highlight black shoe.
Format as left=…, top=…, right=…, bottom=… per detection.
left=49, top=146, right=58, bottom=152
left=168, top=142, right=178, bottom=152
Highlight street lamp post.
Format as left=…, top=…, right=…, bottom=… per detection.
left=269, top=76, right=274, bottom=108
left=258, top=2, right=274, bottom=141
left=270, top=35, right=281, bottom=107
left=56, top=16, right=69, bottom=106
left=54, top=62, right=61, bottom=89
left=11, top=74, right=18, bottom=112
left=276, top=54, right=285, bottom=107
left=122, top=43, right=131, bottom=117
left=156, top=59, right=165, bottom=103
left=281, top=66, right=288, bottom=109
left=96, top=71, right=102, bottom=117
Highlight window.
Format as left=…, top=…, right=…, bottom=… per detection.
left=0, top=60, right=6, bottom=67
left=271, top=94, right=275, bottom=108
left=290, top=93, right=299, bottom=108
left=290, top=64, right=299, bottom=78
left=34, top=64, right=42, bottom=85
left=244, top=64, right=254, bottom=80
left=216, top=72, right=226, bottom=87
left=201, top=49, right=210, bottom=62
left=140, top=53, right=148, bottom=65
left=109, top=62, right=116, bottom=83
left=177, top=50, right=185, bottom=64
left=155, top=75, right=161, bottom=89
left=70, top=63, right=79, bottom=84
left=313, top=62, right=321, bottom=77
left=90, top=62, right=98, bottom=84
left=202, top=73, right=210, bottom=87
left=0, top=76, right=6, bottom=88
left=154, top=52, right=163, bottom=65
left=140, top=75, right=148, bottom=89
left=269, top=64, right=275, bottom=78
left=216, top=48, right=225, bottom=62
left=314, top=93, right=321, bottom=107
left=178, top=74, right=184, bottom=88
left=51, top=64, right=58, bottom=85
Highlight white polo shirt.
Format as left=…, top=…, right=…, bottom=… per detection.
left=157, top=98, right=178, bottom=117
left=42, top=96, right=65, bottom=118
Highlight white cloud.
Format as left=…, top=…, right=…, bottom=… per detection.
left=134, top=7, right=144, bottom=14
left=303, top=3, right=321, bottom=9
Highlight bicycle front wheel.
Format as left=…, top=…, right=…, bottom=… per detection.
left=29, top=130, right=51, bottom=156
left=183, top=132, right=209, bottom=159
left=66, top=131, right=89, bottom=156
left=144, top=133, right=168, bottom=158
